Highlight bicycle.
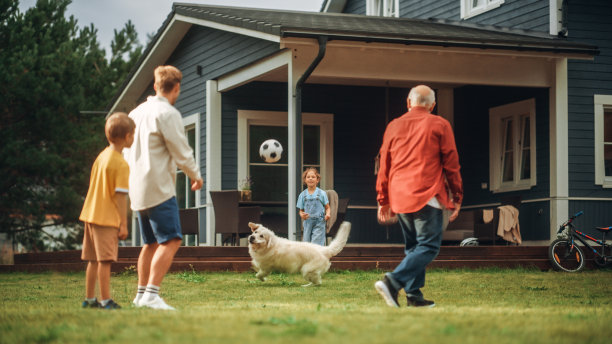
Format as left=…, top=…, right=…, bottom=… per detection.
left=548, top=211, right=612, bottom=272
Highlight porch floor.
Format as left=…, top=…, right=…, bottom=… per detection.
left=0, top=245, right=575, bottom=273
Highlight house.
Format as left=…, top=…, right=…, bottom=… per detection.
left=109, top=1, right=606, bottom=246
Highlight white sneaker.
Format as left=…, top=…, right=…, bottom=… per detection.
left=140, top=295, right=176, bottom=310
left=132, top=294, right=142, bottom=307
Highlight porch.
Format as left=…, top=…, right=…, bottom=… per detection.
left=1, top=245, right=587, bottom=273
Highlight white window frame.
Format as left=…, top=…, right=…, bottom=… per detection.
left=461, top=0, right=505, bottom=20
left=237, top=110, right=334, bottom=192
left=176, top=112, right=201, bottom=208
left=489, top=98, right=536, bottom=192
left=366, top=0, right=399, bottom=17
left=594, top=95, right=612, bottom=187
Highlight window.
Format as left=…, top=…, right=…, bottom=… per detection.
left=366, top=0, right=399, bottom=17
left=594, top=95, right=612, bottom=187
left=461, top=0, right=504, bottom=19
left=176, top=113, right=200, bottom=208
left=489, top=99, right=536, bottom=192
left=238, top=110, right=333, bottom=202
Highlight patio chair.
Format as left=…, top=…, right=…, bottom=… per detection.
left=474, top=196, right=522, bottom=245
left=326, top=197, right=350, bottom=243
left=209, top=190, right=261, bottom=246
left=179, top=208, right=199, bottom=246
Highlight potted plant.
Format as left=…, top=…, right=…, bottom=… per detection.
left=239, top=177, right=253, bottom=201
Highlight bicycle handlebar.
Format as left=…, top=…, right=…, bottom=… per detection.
left=571, top=211, right=584, bottom=220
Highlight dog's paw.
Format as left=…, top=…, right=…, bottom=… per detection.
left=301, top=282, right=313, bottom=287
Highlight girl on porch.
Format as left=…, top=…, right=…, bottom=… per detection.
left=297, top=167, right=331, bottom=246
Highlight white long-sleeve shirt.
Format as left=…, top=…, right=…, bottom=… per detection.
left=126, top=95, right=201, bottom=211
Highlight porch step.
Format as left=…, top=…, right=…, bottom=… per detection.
left=0, top=245, right=563, bottom=273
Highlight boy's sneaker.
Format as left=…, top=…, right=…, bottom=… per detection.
left=99, top=299, right=121, bottom=310
left=81, top=299, right=100, bottom=308
left=374, top=275, right=399, bottom=308
left=406, top=296, right=435, bottom=308
left=140, top=295, right=176, bottom=311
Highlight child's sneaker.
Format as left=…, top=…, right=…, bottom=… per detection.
left=81, top=299, right=100, bottom=308
left=374, top=275, right=400, bottom=308
left=140, top=295, right=176, bottom=310
left=132, top=294, right=142, bottom=308
left=406, top=295, right=435, bottom=308
left=99, top=299, right=121, bottom=310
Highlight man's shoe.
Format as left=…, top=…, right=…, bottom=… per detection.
left=140, top=295, right=176, bottom=311
left=99, top=299, right=121, bottom=310
left=374, top=276, right=399, bottom=308
left=406, top=296, right=435, bottom=308
left=132, top=295, right=142, bottom=308
left=81, top=299, right=100, bottom=308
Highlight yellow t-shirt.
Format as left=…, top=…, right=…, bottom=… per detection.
left=79, top=147, right=129, bottom=227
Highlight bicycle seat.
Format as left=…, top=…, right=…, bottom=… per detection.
left=595, top=226, right=612, bottom=233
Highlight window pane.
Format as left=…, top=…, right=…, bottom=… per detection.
left=176, top=172, right=186, bottom=208
left=250, top=165, right=288, bottom=202
left=605, top=144, right=612, bottom=177
left=187, top=127, right=196, bottom=159
left=503, top=152, right=514, bottom=182
left=604, top=109, right=612, bottom=142
left=187, top=177, right=195, bottom=208
left=521, top=116, right=530, bottom=148
left=503, top=118, right=513, bottom=151
left=249, top=125, right=288, bottom=164
left=303, top=125, right=320, bottom=165
left=520, top=149, right=530, bottom=180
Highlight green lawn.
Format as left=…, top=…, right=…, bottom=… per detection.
left=1, top=268, right=611, bottom=343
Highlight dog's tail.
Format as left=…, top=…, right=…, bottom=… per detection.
left=322, top=221, right=351, bottom=258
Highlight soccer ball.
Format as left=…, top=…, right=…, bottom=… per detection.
left=259, top=139, right=283, bottom=163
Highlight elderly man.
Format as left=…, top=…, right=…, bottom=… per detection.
left=375, top=85, right=463, bottom=308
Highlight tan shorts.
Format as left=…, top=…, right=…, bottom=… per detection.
left=81, top=222, right=119, bottom=262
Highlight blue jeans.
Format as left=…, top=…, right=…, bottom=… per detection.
left=386, top=205, right=443, bottom=299
left=303, top=217, right=326, bottom=246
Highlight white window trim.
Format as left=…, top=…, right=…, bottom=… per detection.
left=489, top=98, right=536, bottom=192
left=366, top=0, right=400, bottom=17
left=178, top=112, right=201, bottom=207
left=594, top=95, right=612, bottom=187
left=461, top=0, right=505, bottom=20
left=237, top=110, right=334, bottom=191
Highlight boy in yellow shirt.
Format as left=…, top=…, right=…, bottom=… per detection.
left=79, top=112, right=135, bottom=309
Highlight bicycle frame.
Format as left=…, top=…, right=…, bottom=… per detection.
left=560, top=212, right=610, bottom=259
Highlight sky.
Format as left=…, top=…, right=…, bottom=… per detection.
left=18, top=0, right=324, bottom=54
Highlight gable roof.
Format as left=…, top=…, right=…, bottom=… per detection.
left=173, top=3, right=598, bottom=55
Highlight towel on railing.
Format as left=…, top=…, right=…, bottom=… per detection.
left=497, top=205, right=522, bottom=244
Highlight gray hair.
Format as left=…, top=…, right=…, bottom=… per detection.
left=408, top=86, right=436, bottom=107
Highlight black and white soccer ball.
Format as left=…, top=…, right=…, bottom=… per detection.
left=259, top=139, right=283, bottom=163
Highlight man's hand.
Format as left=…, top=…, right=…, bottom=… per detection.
left=449, top=202, right=461, bottom=222
left=118, top=224, right=128, bottom=240
left=378, top=204, right=395, bottom=224
left=191, top=178, right=204, bottom=191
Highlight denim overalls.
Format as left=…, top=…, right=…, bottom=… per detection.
left=300, top=189, right=326, bottom=246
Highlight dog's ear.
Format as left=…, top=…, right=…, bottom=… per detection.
left=266, top=233, right=273, bottom=249
left=248, top=222, right=259, bottom=232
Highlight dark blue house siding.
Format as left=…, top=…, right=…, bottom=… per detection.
left=342, top=0, right=366, bottom=15
left=566, top=0, right=612, bottom=198
left=453, top=85, right=551, bottom=240
left=222, top=81, right=407, bottom=243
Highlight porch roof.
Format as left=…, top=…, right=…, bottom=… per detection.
left=173, top=3, right=598, bottom=55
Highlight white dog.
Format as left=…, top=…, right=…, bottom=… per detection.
left=247, top=221, right=351, bottom=286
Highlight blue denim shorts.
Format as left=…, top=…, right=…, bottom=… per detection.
left=137, top=197, right=182, bottom=244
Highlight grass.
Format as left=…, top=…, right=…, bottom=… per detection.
left=1, top=267, right=612, bottom=343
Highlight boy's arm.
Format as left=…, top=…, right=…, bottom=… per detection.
left=114, top=192, right=129, bottom=240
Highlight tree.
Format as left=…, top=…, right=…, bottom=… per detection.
left=0, top=0, right=142, bottom=251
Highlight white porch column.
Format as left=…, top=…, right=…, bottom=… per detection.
left=549, top=58, right=569, bottom=242
left=287, top=55, right=300, bottom=241
left=206, top=80, right=222, bottom=246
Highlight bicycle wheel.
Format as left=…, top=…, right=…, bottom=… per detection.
left=548, top=239, right=585, bottom=272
